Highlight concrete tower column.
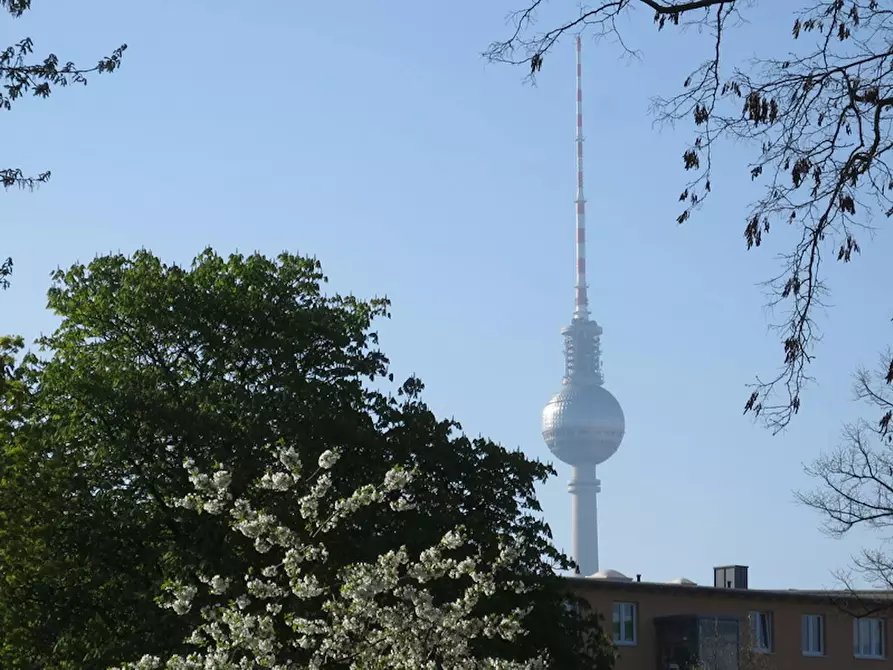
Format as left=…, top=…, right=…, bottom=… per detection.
left=569, top=465, right=601, bottom=576
left=541, top=38, right=625, bottom=581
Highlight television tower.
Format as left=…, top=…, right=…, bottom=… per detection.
left=541, top=35, right=625, bottom=577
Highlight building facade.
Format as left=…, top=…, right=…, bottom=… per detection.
left=569, top=566, right=890, bottom=669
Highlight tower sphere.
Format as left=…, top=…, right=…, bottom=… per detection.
left=542, top=384, right=625, bottom=466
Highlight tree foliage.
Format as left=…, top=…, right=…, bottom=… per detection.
left=0, top=249, right=614, bottom=669
left=1, top=0, right=126, bottom=288
left=486, top=0, right=893, bottom=432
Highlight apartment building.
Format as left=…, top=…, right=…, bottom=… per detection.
left=569, top=565, right=891, bottom=669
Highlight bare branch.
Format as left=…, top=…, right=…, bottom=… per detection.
left=827, top=566, right=893, bottom=617
left=798, top=355, right=893, bottom=603
left=487, top=0, right=893, bottom=432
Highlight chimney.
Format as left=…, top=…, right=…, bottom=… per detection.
left=713, top=565, right=748, bottom=589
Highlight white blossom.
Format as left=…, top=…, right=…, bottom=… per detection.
left=277, top=445, right=302, bottom=474
left=390, top=494, right=417, bottom=512
left=442, top=528, right=465, bottom=550
left=114, top=443, right=551, bottom=670
left=317, top=448, right=340, bottom=469
left=201, top=498, right=226, bottom=515
left=159, top=583, right=198, bottom=616
left=211, top=470, right=232, bottom=492
left=258, top=471, right=292, bottom=491
left=383, top=464, right=412, bottom=491
left=209, top=575, right=230, bottom=595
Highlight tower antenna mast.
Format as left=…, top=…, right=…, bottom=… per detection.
left=574, top=34, right=588, bottom=320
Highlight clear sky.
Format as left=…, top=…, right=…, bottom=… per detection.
left=4, top=1, right=891, bottom=590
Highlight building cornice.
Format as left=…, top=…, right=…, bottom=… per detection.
left=564, top=576, right=893, bottom=610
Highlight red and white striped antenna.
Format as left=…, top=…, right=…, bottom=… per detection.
left=574, top=34, right=589, bottom=319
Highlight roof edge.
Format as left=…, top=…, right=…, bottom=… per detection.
left=563, top=576, right=893, bottom=606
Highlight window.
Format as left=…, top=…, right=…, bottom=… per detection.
left=854, top=617, right=885, bottom=659
left=613, top=602, right=637, bottom=645
left=698, top=617, right=740, bottom=670
left=802, top=615, right=824, bottom=656
left=748, top=611, right=773, bottom=652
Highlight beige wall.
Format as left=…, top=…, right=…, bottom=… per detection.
left=577, top=585, right=889, bottom=670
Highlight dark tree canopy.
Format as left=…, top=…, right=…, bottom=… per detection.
left=487, top=0, right=893, bottom=432
left=1, top=0, right=125, bottom=289
left=0, top=249, right=614, bottom=669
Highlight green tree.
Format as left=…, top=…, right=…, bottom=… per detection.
left=1, top=0, right=126, bottom=288
left=0, top=249, right=614, bottom=669
left=0, top=334, right=185, bottom=668
left=487, top=0, right=893, bottom=432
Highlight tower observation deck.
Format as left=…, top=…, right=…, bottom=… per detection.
left=541, top=35, right=625, bottom=577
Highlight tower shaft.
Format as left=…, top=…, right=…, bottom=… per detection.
left=569, top=36, right=602, bottom=576
left=570, top=465, right=601, bottom=575
left=543, top=36, right=624, bottom=581
left=574, top=34, right=588, bottom=319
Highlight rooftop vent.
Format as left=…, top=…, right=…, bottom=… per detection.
left=668, top=577, right=697, bottom=586
left=589, top=569, right=633, bottom=582
left=713, top=565, right=748, bottom=590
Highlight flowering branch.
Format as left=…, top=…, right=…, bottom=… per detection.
left=113, top=446, right=550, bottom=670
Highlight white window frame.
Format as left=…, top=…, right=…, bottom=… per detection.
left=801, top=614, right=825, bottom=656
left=853, top=617, right=885, bottom=659
left=612, top=602, right=637, bottom=646
left=748, top=611, right=773, bottom=653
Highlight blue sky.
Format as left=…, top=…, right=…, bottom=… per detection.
left=4, top=1, right=891, bottom=590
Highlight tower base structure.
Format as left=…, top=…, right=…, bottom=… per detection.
left=569, top=465, right=601, bottom=577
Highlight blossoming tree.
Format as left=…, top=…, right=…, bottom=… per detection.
left=0, top=249, right=615, bottom=669
left=114, top=448, right=555, bottom=669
